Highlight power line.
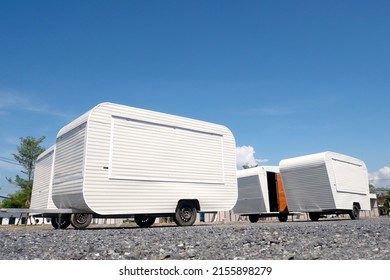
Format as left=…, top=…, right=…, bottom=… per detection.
left=0, top=157, right=20, bottom=166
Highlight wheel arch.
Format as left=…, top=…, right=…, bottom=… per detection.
left=176, top=199, right=200, bottom=212
left=353, top=202, right=361, bottom=210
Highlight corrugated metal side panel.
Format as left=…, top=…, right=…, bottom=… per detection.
left=325, top=152, right=370, bottom=210
left=232, top=175, right=266, bottom=215
left=280, top=153, right=336, bottom=212
left=82, top=103, right=237, bottom=215
left=110, top=116, right=223, bottom=183
left=54, top=122, right=86, bottom=181
left=31, top=147, right=56, bottom=209
left=52, top=121, right=90, bottom=210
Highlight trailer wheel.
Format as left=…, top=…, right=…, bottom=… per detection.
left=248, top=215, right=259, bottom=223
left=134, top=215, right=156, bottom=228
left=70, top=213, right=92, bottom=229
left=309, top=212, right=320, bottom=221
left=349, top=205, right=360, bottom=220
left=51, top=216, right=71, bottom=229
left=278, top=213, right=288, bottom=222
left=173, top=201, right=197, bottom=226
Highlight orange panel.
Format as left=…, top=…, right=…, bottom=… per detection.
left=276, top=173, right=288, bottom=213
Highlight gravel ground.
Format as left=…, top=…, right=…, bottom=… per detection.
left=0, top=217, right=389, bottom=260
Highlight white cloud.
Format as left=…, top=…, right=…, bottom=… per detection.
left=236, top=145, right=269, bottom=169
left=0, top=91, right=71, bottom=118
left=0, top=92, right=20, bottom=108
left=369, top=166, right=390, bottom=188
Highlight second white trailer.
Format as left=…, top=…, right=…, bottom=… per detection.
left=279, top=151, right=370, bottom=221
left=30, top=145, right=57, bottom=210
left=232, top=166, right=289, bottom=223
left=49, top=102, right=237, bottom=229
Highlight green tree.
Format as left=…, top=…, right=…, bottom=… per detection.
left=242, top=164, right=258, bottom=169
left=2, top=136, right=45, bottom=208
left=1, top=190, right=29, bottom=208
left=383, top=190, right=390, bottom=213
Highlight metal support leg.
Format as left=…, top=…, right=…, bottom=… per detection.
left=58, top=213, right=62, bottom=230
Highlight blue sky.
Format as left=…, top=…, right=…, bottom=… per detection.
left=1, top=1, right=390, bottom=197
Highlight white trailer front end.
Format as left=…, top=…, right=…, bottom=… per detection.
left=49, top=102, right=237, bottom=228
left=30, top=145, right=57, bottom=210
left=279, top=151, right=370, bottom=221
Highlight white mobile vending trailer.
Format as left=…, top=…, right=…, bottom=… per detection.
left=49, top=102, right=237, bottom=229
left=279, top=151, right=370, bottom=221
left=232, top=166, right=289, bottom=223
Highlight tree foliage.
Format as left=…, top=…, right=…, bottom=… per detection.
left=1, top=190, right=29, bottom=208
left=242, top=164, right=258, bottom=169
left=1, top=136, right=45, bottom=208
left=383, top=190, right=390, bottom=213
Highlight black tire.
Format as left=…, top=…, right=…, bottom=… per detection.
left=173, top=201, right=197, bottom=226
left=248, top=215, right=259, bottom=223
left=70, top=213, right=92, bottom=229
left=134, top=215, right=156, bottom=228
left=51, top=216, right=71, bottom=229
left=309, top=212, right=320, bottom=221
left=278, top=213, right=288, bottom=222
left=349, top=205, right=360, bottom=220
